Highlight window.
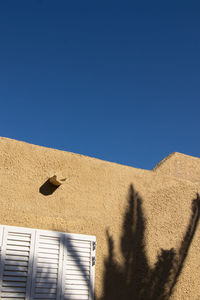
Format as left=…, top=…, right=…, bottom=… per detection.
left=0, top=225, right=96, bottom=300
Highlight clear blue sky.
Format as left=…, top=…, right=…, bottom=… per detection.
left=0, top=1, right=199, bottom=170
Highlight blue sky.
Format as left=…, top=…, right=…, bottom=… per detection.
left=0, top=1, right=199, bottom=170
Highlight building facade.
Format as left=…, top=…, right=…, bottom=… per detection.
left=0, top=137, right=200, bottom=299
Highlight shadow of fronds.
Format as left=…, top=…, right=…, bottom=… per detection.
left=99, top=185, right=200, bottom=300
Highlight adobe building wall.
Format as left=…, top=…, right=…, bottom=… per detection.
left=0, top=136, right=200, bottom=299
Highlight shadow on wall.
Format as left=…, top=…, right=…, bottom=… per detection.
left=99, top=185, right=200, bottom=300
left=39, top=179, right=59, bottom=196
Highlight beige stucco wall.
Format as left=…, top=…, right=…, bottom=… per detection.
left=154, top=152, right=200, bottom=184
left=0, top=137, right=200, bottom=299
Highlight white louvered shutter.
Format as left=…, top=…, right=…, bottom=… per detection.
left=61, top=234, right=96, bottom=300
left=0, top=226, right=35, bottom=300
left=0, top=225, right=96, bottom=300
left=30, top=230, right=64, bottom=300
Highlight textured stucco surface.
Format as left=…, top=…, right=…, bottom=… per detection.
left=154, top=152, right=200, bottom=184
left=0, top=137, right=200, bottom=299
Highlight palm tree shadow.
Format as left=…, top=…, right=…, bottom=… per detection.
left=99, top=185, right=200, bottom=300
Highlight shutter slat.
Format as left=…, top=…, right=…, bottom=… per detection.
left=38, top=248, right=59, bottom=254
left=5, top=261, right=28, bottom=266
left=6, top=255, right=29, bottom=261
left=3, top=276, right=27, bottom=282
left=36, top=273, right=57, bottom=279
left=7, top=240, right=30, bottom=247
left=35, top=288, right=57, bottom=293
left=39, top=244, right=59, bottom=250
left=66, top=264, right=90, bottom=271
left=5, top=266, right=28, bottom=271
left=36, top=277, right=57, bottom=283
left=67, top=256, right=90, bottom=263
left=65, top=274, right=90, bottom=280
left=1, top=292, right=27, bottom=297
left=32, top=294, right=56, bottom=299
left=67, top=247, right=91, bottom=253
left=36, top=283, right=57, bottom=288
left=6, top=245, right=31, bottom=251
left=37, top=258, right=59, bottom=264
left=37, top=253, right=59, bottom=259
left=65, top=269, right=90, bottom=276
left=65, top=280, right=89, bottom=284
left=2, top=287, right=26, bottom=292
left=63, top=294, right=89, bottom=300
left=37, top=267, right=58, bottom=273
left=3, top=282, right=26, bottom=287
left=4, top=271, right=28, bottom=276
left=66, top=240, right=90, bottom=246
left=65, top=286, right=89, bottom=291
left=37, top=262, right=58, bottom=269
left=7, top=235, right=31, bottom=242
left=67, top=251, right=91, bottom=258
left=65, top=290, right=88, bottom=295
